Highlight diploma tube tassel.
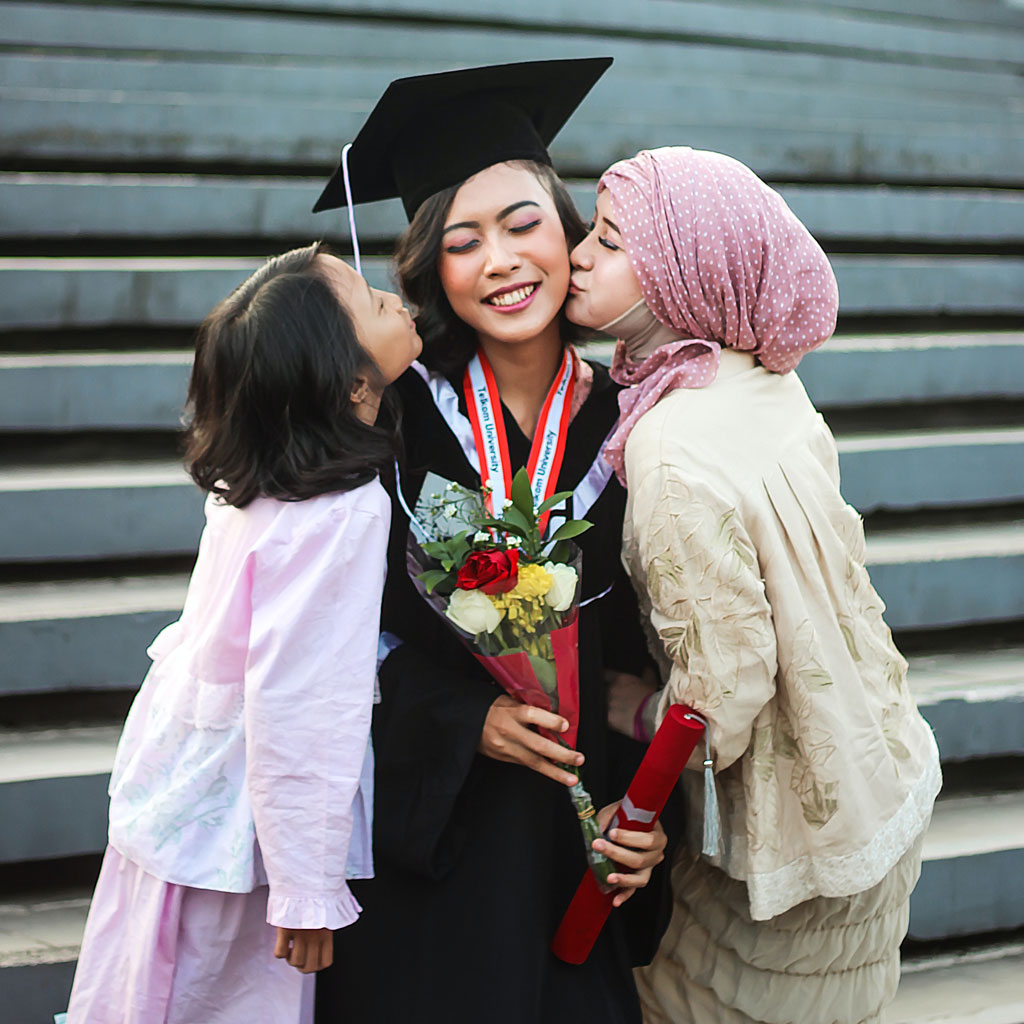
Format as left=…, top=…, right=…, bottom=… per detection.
left=690, top=713, right=721, bottom=858
left=551, top=704, right=706, bottom=965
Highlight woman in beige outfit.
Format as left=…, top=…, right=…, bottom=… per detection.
left=565, top=147, right=941, bottom=1024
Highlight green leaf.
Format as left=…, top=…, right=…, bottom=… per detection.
left=417, top=569, right=451, bottom=594
left=798, top=666, right=834, bottom=691
left=527, top=653, right=559, bottom=696
left=510, top=468, right=536, bottom=521
left=421, top=540, right=450, bottom=560
left=548, top=519, right=593, bottom=543
left=503, top=504, right=535, bottom=538
left=478, top=517, right=529, bottom=540
left=450, top=534, right=472, bottom=566
left=536, top=490, right=574, bottom=515
left=547, top=539, right=572, bottom=563
left=840, top=621, right=862, bottom=663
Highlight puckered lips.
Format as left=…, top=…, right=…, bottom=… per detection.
left=568, top=277, right=585, bottom=295
left=483, top=281, right=540, bottom=313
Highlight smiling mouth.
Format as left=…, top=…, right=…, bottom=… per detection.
left=484, top=283, right=539, bottom=309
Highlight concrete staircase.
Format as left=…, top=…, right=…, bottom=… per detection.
left=2, top=1, right=1023, bottom=1021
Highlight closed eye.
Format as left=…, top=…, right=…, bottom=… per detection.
left=509, top=219, right=541, bottom=234
left=599, top=236, right=620, bottom=251
left=445, top=239, right=478, bottom=254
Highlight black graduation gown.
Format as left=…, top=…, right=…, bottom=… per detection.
left=316, top=360, right=669, bottom=1024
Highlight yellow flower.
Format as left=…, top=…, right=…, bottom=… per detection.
left=509, top=563, right=553, bottom=600
left=488, top=564, right=553, bottom=636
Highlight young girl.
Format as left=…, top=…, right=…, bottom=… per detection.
left=566, top=147, right=941, bottom=1024
left=66, top=242, right=422, bottom=1023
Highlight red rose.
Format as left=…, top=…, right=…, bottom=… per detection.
left=457, top=548, right=519, bottom=595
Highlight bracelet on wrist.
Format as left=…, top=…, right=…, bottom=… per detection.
left=633, top=691, right=655, bottom=743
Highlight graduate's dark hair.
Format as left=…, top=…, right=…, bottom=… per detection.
left=184, top=242, right=398, bottom=508
left=395, top=160, right=587, bottom=376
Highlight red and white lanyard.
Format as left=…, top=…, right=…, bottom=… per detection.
left=463, top=347, right=575, bottom=536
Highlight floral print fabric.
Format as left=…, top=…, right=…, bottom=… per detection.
left=107, top=484, right=389, bottom=930
left=621, top=350, right=941, bottom=920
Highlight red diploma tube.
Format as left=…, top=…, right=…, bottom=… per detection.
left=550, top=703, right=706, bottom=965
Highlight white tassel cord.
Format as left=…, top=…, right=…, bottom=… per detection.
left=684, top=712, right=721, bottom=857
left=340, top=142, right=362, bottom=276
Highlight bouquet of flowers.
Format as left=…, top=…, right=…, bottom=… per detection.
left=407, top=467, right=614, bottom=887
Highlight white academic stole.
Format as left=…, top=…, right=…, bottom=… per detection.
left=462, top=347, right=575, bottom=536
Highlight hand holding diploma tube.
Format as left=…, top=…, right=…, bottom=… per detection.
left=551, top=703, right=707, bottom=965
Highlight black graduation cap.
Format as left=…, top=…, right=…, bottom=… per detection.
left=313, top=57, right=612, bottom=220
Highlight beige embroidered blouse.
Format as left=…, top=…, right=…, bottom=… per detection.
left=622, top=349, right=942, bottom=921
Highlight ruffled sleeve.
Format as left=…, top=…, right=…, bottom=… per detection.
left=245, top=496, right=388, bottom=930
left=629, top=466, right=777, bottom=771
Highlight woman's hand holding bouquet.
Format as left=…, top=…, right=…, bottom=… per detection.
left=478, top=695, right=584, bottom=787
left=408, top=467, right=616, bottom=885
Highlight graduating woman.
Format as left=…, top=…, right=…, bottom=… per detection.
left=312, top=61, right=670, bottom=1024
left=566, top=146, right=942, bottom=1024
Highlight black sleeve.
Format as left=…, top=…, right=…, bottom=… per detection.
left=598, top=566, right=652, bottom=677
left=371, top=643, right=497, bottom=881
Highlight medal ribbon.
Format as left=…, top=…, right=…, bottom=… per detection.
left=463, top=347, right=575, bottom=536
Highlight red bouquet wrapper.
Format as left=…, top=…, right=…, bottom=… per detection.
left=474, top=616, right=580, bottom=747
left=550, top=703, right=706, bottom=965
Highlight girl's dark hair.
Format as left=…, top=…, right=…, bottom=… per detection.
left=184, top=241, right=398, bottom=507
left=394, top=160, right=588, bottom=376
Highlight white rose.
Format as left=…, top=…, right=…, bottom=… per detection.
left=446, top=588, right=504, bottom=635
left=543, top=562, right=578, bottom=612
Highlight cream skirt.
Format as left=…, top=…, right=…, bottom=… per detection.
left=635, top=838, right=923, bottom=1024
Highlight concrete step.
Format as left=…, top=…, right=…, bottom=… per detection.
left=0, top=770, right=1019, bottom=987
left=3, top=433, right=1020, bottom=564
left=0, top=574, right=186, bottom=696
left=3, top=0, right=1021, bottom=72
left=0, top=461, right=205, bottom=562
left=2, top=256, right=1021, bottom=331
left=0, top=887, right=86, bottom=1024
left=891, top=939, right=1024, bottom=1024
left=2, top=721, right=1022, bottom=936
left=0, top=351, right=192, bottom=432
left=3, top=905, right=1023, bottom=1024
left=798, top=332, right=1024, bottom=407
left=3, top=334, right=1022, bottom=435
left=864, top=519, right=1024, bottom=631
left=3, top=46, right=1015, bottom=127
left=911, top=648, right=1024, bottom=762
left=2, top=520, right=1020, bottom=697
left=910, top=790, right=1024, bottom=941
left=585, top=332, right=1024, bottom=407
left=4, top=174, right=1022, bottom=247
left=836, top=427, right=1024, bottom=513
left=0, top=726, right=118, bottom=864
left=3, top=63, right=1020, bottom=186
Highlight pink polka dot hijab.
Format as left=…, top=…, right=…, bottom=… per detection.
left=600, top=146, right=839, bottom=482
